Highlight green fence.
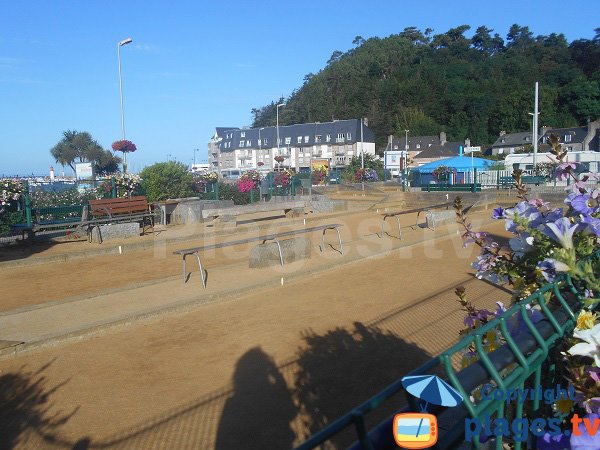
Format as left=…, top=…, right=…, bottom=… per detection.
left=296, top=251, right=600, bottom=450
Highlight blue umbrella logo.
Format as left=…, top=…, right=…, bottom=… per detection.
left=402, top=375, right=464, bottom=411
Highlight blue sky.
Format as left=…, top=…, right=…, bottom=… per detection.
left=1, top=1, right=597, bottom=176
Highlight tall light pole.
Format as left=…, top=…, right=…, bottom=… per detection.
left=258, top=127, right=264, bottom=169
left=276, top=103, right=285, bottom=156
left=529, top=81, right=540, bottom=171
left=193, top=148, right=199, bottom=169
left=118, top=37, right=133, bottom=171
left=404, top=129, right=410, bottom=190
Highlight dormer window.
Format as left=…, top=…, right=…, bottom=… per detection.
left=501, top=138, right=505, bottom=143
left=565, top=134, right=572, bottom=143
left=240, top=131, right=246, bottom=138
left=416, top=144, right=420, bottom=149
left=239, top=141, right=245, bottom=147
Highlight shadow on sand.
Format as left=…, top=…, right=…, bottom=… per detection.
left=0, top=360, right=80, bottom=450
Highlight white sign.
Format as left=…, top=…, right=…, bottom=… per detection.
left=75, top=162, right=94, bottom=180
left=464, top=146, right=481, bottom=153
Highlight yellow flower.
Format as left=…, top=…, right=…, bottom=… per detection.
left=576, top=310, right=598, bottom=330
left=553, top=397, right=574, bottom=417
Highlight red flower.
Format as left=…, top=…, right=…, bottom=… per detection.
left=112, top=140, right=137, bottom=153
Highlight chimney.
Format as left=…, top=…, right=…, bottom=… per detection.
left=440, top=131, right=447, bottom=145
left=465, top=138, right=471, bottom=147
left=500, top=130, right=506, bottom=137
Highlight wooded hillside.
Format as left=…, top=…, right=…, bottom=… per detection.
left=251, top=25, right=600, bottom=150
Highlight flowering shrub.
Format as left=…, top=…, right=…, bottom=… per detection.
left=312, top=169, right=327, bottom=185
left=455, top=134, right=600, bottom=448
left=111, top=140, right=137, bottom=153
left=0, top=179, right=24, bottom=214
left=274, top=169, right=294, bottom=187
left=193, top=171, right=218, bottom=193
left=354, top=168, right=378, bottom=182
left=97, top=173, right=142, bottom=198
left=432, top=165, right=450, bottom=181
left=237, top=170, right=262, bottom=192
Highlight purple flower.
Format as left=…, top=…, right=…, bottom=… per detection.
left=581, top=216, right=600, bottom=238
left=464, top=309, right=493, bottom=327
left=491, top=206, right=505, bottom=219
left=537, top=431, right=570, bottom=450
left=542, top=217, right=579, bottom=249
left=571, top=413, right=600, bottom=449
left=585, top=289, right=595, bottom=299
left=529, top=198, right=551, bottom=209
left=555, top=162, right=578, bottom=181
left=569, top=180, right=589, bottom=194
left=588, top=367, right=600, bottom=384
left=537, top=259, right=570, bottom=282
left=569, top=194, right=597, bottom=216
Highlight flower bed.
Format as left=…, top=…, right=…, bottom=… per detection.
left=455, top=135, right=600, bottom=448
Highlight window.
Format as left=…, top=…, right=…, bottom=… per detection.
left=297, top=136, right=302, bottom=144
left=239, top=141, right=245, bottom=147
left=285, top=137, right=291, bottom=145
left=336, top=133, right=345, bottom=143
left=246, top=140, right=251, bottom=146
left=565, top=134, right=572, bottom=143
left=257, top=139, right=262, bottom=146
left=240, top=131, right=245, bottom=138
left=305, top=135, right=310, bottom=143
left=263, top=138, right=268, bottom=145
left=346, top=132, right=352, bottom=140
left=326, top=134, right=331, bottom=142
left=315, top=135, right=322, bottom=143
left=416, top=144, right=420, bottom=149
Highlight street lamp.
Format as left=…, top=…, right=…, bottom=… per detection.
left=276, top=103, right=285, bottom=165
left=404, top=129, right=410, bottom=190
left=117, top=37, right=133, bottom=140
left=118, top=37, right=133, bottom=172
left=193, top=149, right=199, bottom=167
left=258, top=127, right=264, bottom=169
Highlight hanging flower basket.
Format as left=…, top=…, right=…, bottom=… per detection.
left=111, top=140, right=137, bottom=153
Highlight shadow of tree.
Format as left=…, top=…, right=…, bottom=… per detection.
left=0, top=361, right=79, bottom=450
left=293, top=322, right=432, bottom=449
left=215, top=347, right=297, bottom=450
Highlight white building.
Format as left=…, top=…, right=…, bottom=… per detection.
left=208, top=119, right=376, bottom=178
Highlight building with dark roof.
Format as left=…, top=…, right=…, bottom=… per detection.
left=385, top=132, right=473, bottom=167
left=208, top=119, right=375, bottom=177
left=491, top=131, right=534, bottom=155
left=538, top=120, right=600, bottom=152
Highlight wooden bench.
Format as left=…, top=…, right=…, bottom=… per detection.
left=422, top=184, right=481, bottom=192
left=88, top=196, right=154, bottom=242
left=201, top=200, right=306, bottom=226
left=379, top=202, right=451, bottom=240
left=498, top=176, right=514, bottom=189
left=173, top=224, right=343, bottom=288
left=522, top=175, right=545, bottom=186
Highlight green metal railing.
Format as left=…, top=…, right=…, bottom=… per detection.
left=296, top=251, right=600, bottom=450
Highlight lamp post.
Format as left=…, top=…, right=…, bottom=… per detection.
left=117, top=37, right=133, bottom=172
left=404, top=129, right=410, bottom=191
left=193, top=149, right=200, bottom=171
left=276, top=103, right=285, bottom=169
left=258, top=127, right=264, bottom=169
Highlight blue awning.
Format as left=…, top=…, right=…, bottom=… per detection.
left=412, top=155, right=494, bottom=173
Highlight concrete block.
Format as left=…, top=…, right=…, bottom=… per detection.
left=90, top=222, right=139, bottom=243
left=249, top=237, right=312, bottom=268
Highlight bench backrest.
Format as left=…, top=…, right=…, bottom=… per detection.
left=89, top=196, right=149, bottom=217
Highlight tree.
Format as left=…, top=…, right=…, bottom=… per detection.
left=327, top=50, right=343, bottom=65
left=50, top=130, right=115, bottom=173
left=352, top=36, right=365, bottom=47
left=140, top=161, right=194, bottom=202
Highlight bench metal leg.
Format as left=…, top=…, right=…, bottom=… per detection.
left=321, top=227, right=343, bottom=255
left=262, top=238, right=284, bottom=266
left=380, top=216, right=402, bottom=240
left=414, top=211, right=423, bottom=230
left=183, top=252, right=206, bottom=288
left=426, top=210, right=436, bottom=230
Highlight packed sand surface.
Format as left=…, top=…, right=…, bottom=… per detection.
left=0, top=205, right=512, bottom=449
